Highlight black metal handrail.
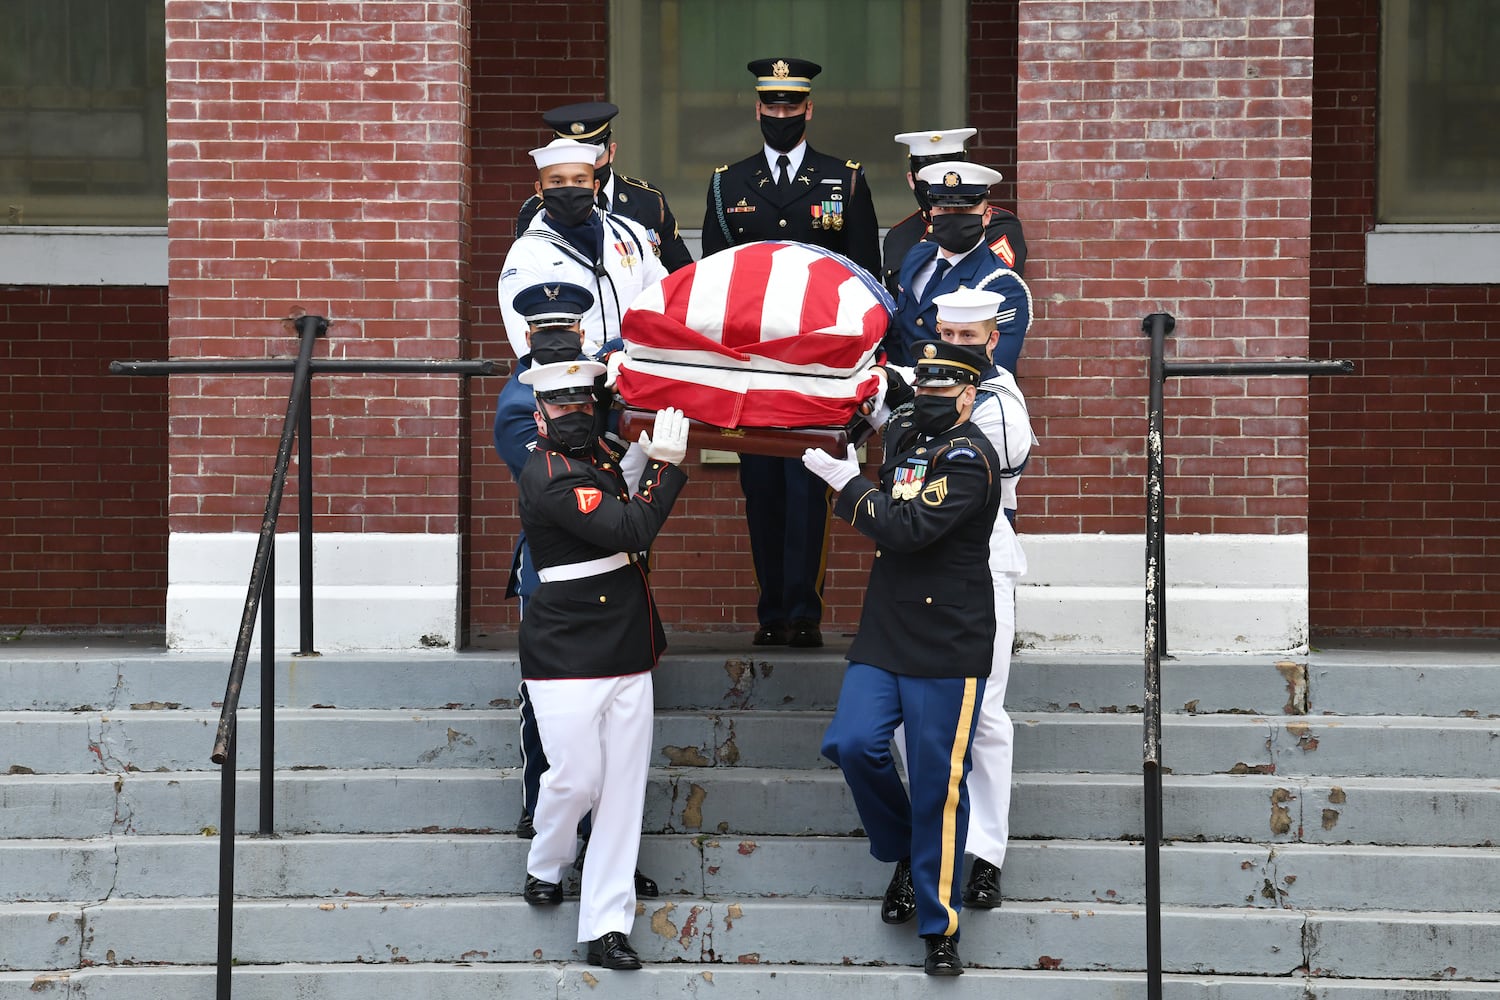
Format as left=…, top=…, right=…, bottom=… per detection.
left=1141, top=311, right=1352, bottom=999
left=112, top=319, right=497, bottom=999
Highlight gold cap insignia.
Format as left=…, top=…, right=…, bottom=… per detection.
left=772, top=59, right=790, bottom=78
left=566, top=364, right=581, bottom=375
left=544, top=285, right=559, bottom=300
left=570, top=122, right=584, bottom=135
left=943, top=171, right=961, bottom=188
left=929, top=134, right=943, bottom=144
left=922, top=343, right=938, bottom=359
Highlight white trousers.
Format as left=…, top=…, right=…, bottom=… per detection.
left=898, top=568, right=1018, bottom=869
left=963, top=570, right=1018, bottom=867
left=524, top=671, right=653, bottom=942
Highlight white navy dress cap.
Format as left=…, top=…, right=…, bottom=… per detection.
left=914, top=160, right=1004, bottom=189
left=934, top=287, right=1005, bottom=325
left=518, top=359, right=606, bottom=403
left=529, top=138, right=605, bottom=170
left=893, top=127, right=977, bottom=157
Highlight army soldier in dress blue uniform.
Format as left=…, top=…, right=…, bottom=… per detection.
left=702, top=57, right=880, bottom=649
left=881, top=127, right=1027, bottom=296
left=515, top=360, right=690, bottom=971
left=886, top=160, right=1034, bottom=375
left=802, top=340, right=1003, bottom=977
left=701, top=58, right=879, bottom=276
left=515, top=101, right=693, bottom=273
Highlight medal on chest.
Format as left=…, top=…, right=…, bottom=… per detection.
left=891, top=458, right=928, bottom=502
left=613, top=240, right=637, bottom=272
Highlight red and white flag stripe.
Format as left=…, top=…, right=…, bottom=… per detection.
left=618, top=241, right=893, bottom=428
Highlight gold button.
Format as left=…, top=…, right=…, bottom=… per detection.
left=599, top=596, right=607, bottom=603
left=875, top=550, right=882, bottom=557
left=916, top=318, right=924, bottom=327
left=778, top=219, right=787, bottom=228
left=925, top=597, right=933, bottom=604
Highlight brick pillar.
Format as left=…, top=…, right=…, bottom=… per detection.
left=1015, top=1, right=1316, bottom=651
left=164, top=1, right=471, bottom=649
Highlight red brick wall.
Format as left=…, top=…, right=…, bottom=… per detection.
left=1309, top=4, right=1500, bottom=635
left=164, top=1, right=472, bottom=535
left=0, top=286, right=169, bottom=632
left=1015, top=0, right=1315, bottom=535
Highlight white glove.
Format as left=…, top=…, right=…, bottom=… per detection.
left=603, top=350, right=627, bottom=390
left=802, top=444, right=861, bottom=491
left=638, top=406, right=689, bottom=465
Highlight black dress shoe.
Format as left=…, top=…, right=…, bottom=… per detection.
left=923, top=934, right=963, bottom=976
left=753, top=623, right=788, bottom=646
left=515, top=811, right=536, bottom=839
left=522, top=874, right=562, bottom=905
left=634, top=868, right=659, bottom=898
left=963, top=857, right=1002, bottom=908
left=586, top=931, right=642, bottom=971
left=881, top=858, right=916, bottom=924
left=788, top=620, right=823, bottom=648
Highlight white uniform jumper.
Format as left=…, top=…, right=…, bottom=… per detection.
left=499, top=208, right=669, bottom=359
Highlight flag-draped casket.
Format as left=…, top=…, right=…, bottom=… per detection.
left=616, top=241, right=894, bottom=429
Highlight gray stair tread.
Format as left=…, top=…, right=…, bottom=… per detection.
left=21, top=965, right=1500, bottom=1000
left=6, top=834, right=1500, bottom=913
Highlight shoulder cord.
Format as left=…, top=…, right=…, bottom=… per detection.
left=711, top=171, right=733, bottom=245
left=974, top=387, right=1030, bottom=479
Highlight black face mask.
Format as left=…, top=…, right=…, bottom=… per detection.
left=912, top=393, right=962, bottom=436
left=542, top=186, right=596, bottom=227
left=593, top=159, right=612, bottom=198
left=759, top=113, right=806, bottom=153
left=528, top=329, right=583, bottom=366
left=542, top=409, right=598, bottom=457
left=930, top=213, right=984, bottom=254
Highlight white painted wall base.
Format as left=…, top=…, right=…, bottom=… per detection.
left=166, top=533, right=461, bottom=652
left=1015, top=534, right=1309, bottom=654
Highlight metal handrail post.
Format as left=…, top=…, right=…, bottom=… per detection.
left=297, top=385, right=317, bottom=655
left=215, top=725, right=237, bottom=1000
left=211, top=313, right=326, bottom=765
left=259, top=545, right=275, bottom=836
left=1141, top=311, right=1174, bottom=1000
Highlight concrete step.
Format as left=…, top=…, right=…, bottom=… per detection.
left=3, top=641, right=1496, bottom=717
left=6, top=893, right=1500, bottom=981
left=0, top=709, right=830, bottom=774
left=18, top=965, right=1500, bottom=1000
left=6, top=834, right=1499, bottom=914
left=5, top=768, right=1499, bottom=846
left=8, top=706, right=1497, bottom=778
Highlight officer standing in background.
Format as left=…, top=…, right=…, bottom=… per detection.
left=516, top=101, right=693, bottom=273
left=886, top=159, right=1033, bottom=374
left=802, top=340, right=1003, bottom=977
left=701, top=57, right=880, bottom=648
left=882, top=127, right=1027, bottom=296
left=701, top=58, right=879, bottom=276
left=515, top=360, right=690, bottom=971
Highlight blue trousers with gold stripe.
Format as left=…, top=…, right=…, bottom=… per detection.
left=821, top=662, right=985, bottom=939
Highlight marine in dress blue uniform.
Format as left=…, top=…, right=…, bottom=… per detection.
left=515, top=360, right=690, bottom=970
left=886, top=160, right=1034, bottom=375
left=515, top=102, right=693, bottom=273
left=802, top=339, right=1003, bottom=977
left=701, top=57, right=881, bottom=648
left=493, top=282, right=658, bottom=900
left=881, top=127, right=1028, bottom=296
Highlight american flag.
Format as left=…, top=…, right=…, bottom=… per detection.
left=617, top=241, right=894, bottom=428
